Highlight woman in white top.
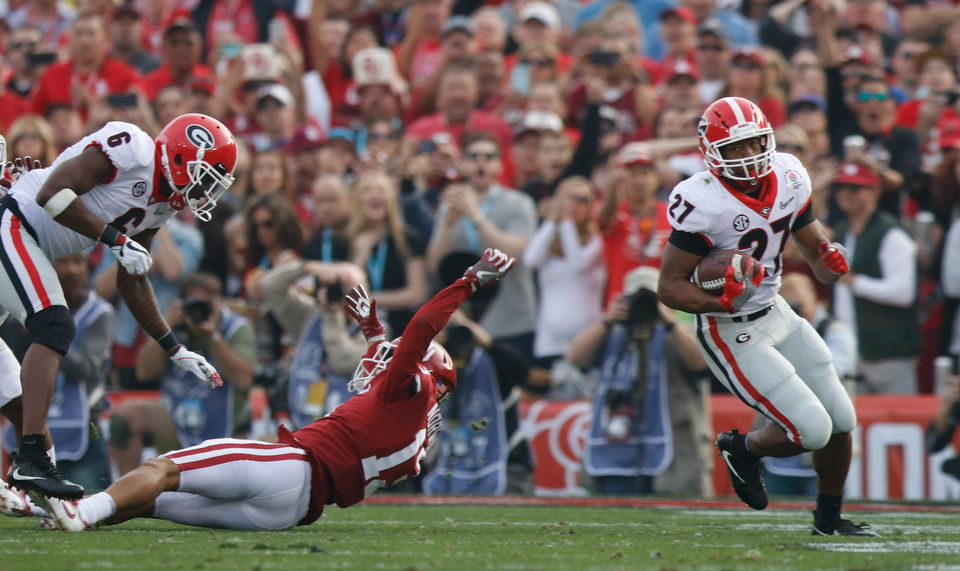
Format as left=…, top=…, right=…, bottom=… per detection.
left=522, top=176, right=606, bottom=368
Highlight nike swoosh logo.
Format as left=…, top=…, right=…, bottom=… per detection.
left=779, top=197, right=795, bottom=209
left=720, top=450, right=746, bottom=484
left=475, top=270, right=498, bottom=280
left=11, top=468, right=44, bottom=481
left=62, top=501, right=78, bottom=520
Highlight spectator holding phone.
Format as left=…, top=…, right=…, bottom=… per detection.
left=5, top=25, right=48, bottom=100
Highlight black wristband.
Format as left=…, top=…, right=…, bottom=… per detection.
left=157, top=331, right=180, bottom=353
left=99, top=224, right=122, bottom=247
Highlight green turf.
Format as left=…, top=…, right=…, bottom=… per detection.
left=1, top=503, right=957, bottom=570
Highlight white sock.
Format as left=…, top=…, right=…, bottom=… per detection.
left=47, top=444, right=57, bottom=465
left=77, top=492, right=116, bottom=524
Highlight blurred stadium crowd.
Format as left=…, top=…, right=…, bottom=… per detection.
left=0, top=0, right=957, bottom=497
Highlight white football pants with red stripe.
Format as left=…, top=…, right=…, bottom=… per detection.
left=157, top=438, right=313, bottom=530
left=0, top=206, right=66, bottom=323
left=696, top=295, right=856, bottom=451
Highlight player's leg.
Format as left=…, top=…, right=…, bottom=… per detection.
left=0, top=208, right=81, bottom=499
left=152, top=438, right=312, bottom=530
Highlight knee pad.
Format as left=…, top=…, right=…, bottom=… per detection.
left=24, top=305, right=75, bottom=356
left=794, top=404, right=833, bottom=451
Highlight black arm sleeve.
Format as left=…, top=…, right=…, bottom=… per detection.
left=668, top=229, right=711, bottom=257
left=791, top=198, right=816, bottom=232
left=559, top=103, right=601, bottom=182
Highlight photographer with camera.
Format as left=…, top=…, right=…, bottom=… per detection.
left=566, top=266, right=711, bottom=496
left=259, top=259, right=368, bottom=429
left=108, top=273, right=255, bottom=476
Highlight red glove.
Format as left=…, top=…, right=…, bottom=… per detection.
left=344, top=284, right=385, bottom=341
left=718, top=257, right=765, bottom=313
left=819, top=241, right=849, bottom=275
left=461, top=248, right=516, bottom=292
left=0, top=156, right=42, bottom=192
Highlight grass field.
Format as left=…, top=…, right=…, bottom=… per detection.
left=2, top=497, right=959, bottom=570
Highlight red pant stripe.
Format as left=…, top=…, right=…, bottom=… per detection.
left=9, top=216, right=50, bottom=309
left=707, top=316, right=802, bottom=443
left=165, top=441, right=291, bottom=460
left=177, top=452, right=308, bottom=472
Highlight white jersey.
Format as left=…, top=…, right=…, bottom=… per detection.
left=8, top=121, right=176, bottom=261
left=667, top=152, right=814, bottom=316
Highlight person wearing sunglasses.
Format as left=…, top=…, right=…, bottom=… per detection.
left=4, top=25, right=45, bottom=99
left=832, top=75, right=920, bottom=223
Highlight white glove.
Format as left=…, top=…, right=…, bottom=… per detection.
left=170, top=345, right=223, bottom=387
left=110, top=235, right=153, bottom=276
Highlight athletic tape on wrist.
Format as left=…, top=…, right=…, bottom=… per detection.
left=42, top=188, right=78, bottom=218
left=157, top=331, right=180, bottom=353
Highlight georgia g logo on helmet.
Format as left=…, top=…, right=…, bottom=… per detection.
left=185, top=124, right=215, bottom=150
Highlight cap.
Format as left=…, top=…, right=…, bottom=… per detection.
left=256, top=83, right=294, bottom=108
left=915, top=48, right=952, bottom=74
left=732, top=46, right=764, bottom=67
left=788, top=94, right=827, bottom=113
left=519, top=2, right=561, bottom=30
left=164, top=17, right=197, bottom=36
left=842, top=46, right=872, bottom=67
left=353, top=47, right=405, bottom=94
left=515, top=110, right=564, bottom=137
left=284, top=124, right=326, bottom=154
left=697, top=17, right=728, bottom=41
left=328, top=127, right=357, bottom=148
left=661, top=58, right=699, bottom=83
left=832, top=162, right=881, bottom=188
left=623, top=266, right=660, bottom=296
left=191, top=73, right=216, bottom=95
left=615, top=142, right=654, bottom=167
left=442, top=15, right=475, bottom=38
left=660, top=6, right=696, bottom=26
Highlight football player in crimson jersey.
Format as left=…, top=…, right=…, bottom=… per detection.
left=20, top=249, right=514, bottom=532
left=657, top=97, right=877, bottom=537
left=0, top=113, right=236, bottom=501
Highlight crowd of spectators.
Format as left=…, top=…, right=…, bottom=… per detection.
left=0, top=0, right=958, bottom=495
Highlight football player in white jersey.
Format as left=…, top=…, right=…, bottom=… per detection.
left=657, top=97, right=877, bottom=537
left=0, top=113, right=237, bottom=500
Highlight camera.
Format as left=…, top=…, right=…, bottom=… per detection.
left=941, top=89, right=960, bottom=106
left=313, top=275, right=344, bottom=305
left=106, top=92, right=139, bottom=109
left=26, top=52, right=56, bottom=67
left=587, top=51, right=621, bottom=67
left=624, top=290, right=659, bottom=328
left=182, top=298, right=213, bottom=324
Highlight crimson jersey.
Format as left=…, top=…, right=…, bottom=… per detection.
left=278, top=279, right=471, bottom=524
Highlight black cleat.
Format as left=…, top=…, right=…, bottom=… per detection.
left=715, top=429, right=767, bottom=510
left=7, top=453, right=84, bottom=500
left=811, top=511, right=880, bottom=537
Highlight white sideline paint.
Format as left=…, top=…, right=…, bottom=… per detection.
left=807, top=542, right=960, bottom=555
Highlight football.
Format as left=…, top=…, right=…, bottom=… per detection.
left=692, top=249, right=761, bottom=295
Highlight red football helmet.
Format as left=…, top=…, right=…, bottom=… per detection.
left=698, top=97, right=776, bottom=183
left=156, top=113, right=237, bottom=222
left=349, top=339, right=458, bottom=404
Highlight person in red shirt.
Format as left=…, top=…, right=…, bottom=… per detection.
left=658, top=6, right=697, bottom=71
left=29, top=249, right=515, bottom=531
left=31, top=13, right=141, bottom=121
left=141, top=18, right=213, bottom=102
left=599, top=143, right=673, bottom=306
left=405, top=63, right=514, bottom=154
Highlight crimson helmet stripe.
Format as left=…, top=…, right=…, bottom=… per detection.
left=726, top=97, right=747, bottom=124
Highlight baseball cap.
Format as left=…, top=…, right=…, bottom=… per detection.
left=915, top=48, right=951, bottom=74
left=698, top=18, right=728, bottom=41
left=515, top=110, right=564, bottom=137
left=615, top=142, right=654, bottom=167
left=842, top=46, right=873, bottom=67
left=284, top=124, right=326, bottom=154
left=352, top=47, right=406, bottom=95
left=519, top=2, right=561, bottom=30
left=442, top=15, right=475, bottom=38
left=832, top=162, right=880, bottom=188
left=661, top=59, right=699, bottom=83
left=623, top=266, right=660, bottom=297
left=660, top=6, right=696, bottom=26
left=256, top=83, right=294, bottom=108
left=164, top=17, right=198, bottom=36
left=732, top=46, right=765, bottom=67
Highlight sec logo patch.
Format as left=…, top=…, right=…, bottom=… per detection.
left=733, top=214, right=750, bottom=232
left=132, top=181, right=147, bottom=197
